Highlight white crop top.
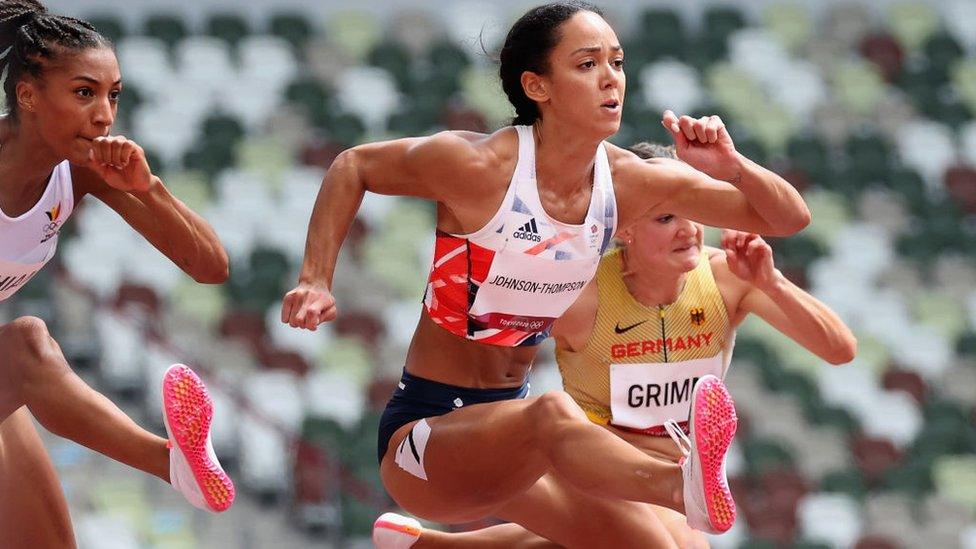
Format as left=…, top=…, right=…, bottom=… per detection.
left=0, top=160, right=75, bottom=301
left=423, top=125, right=617, bottom=347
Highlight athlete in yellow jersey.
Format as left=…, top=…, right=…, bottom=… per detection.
left=377, top=142, right=856, bottom=548
left=548, top=142, right=857, bottom=546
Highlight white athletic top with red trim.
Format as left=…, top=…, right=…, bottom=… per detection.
left=423, top=126, right=617, bottom=347
left=0, top=160, right=75, bottom=301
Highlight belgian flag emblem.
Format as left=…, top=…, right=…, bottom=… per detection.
left=45, top=203, right=61, bottom=222
left=690, top=307, right=706, bottom=327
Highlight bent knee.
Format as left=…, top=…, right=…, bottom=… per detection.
left=530, top=391, right=587, bottom=425
left=4, top=316, right=53, bottom=358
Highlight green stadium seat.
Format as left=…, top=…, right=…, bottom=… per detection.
left=821, top=468, right=868, bottom=499
left=762, top=2, right=812, bottom=53
left=933, top=455, right=976, bottom=510
left=636, top=8, right=687, bottom=61
left=115, top=82, right=144, bottom=129
left=956, top=331, right=976, bottom=359
left=183, top=139, right=236, bottom=178
left=142, top=13, right=188, bottom=50
left=206, top=13, right=251, bottom=49
left=805, top=404, right=859, bottom=436
left=321, top=111, right=366, bottom=146
left=884, top=168, right=928, bottom=211
left=923, top=32, right=964, bottom=73
left=324, top=10, right=382, bottom=62
left=202, top=113, right=246, bottom=147
left=269, top=12, right=316, bottom=52
left=223, top=246, right=290, bottom=314
left=833, top=60, right=886, bottom=117
left=620, top=104, right=671, bottom=146
left=703, top=6, right=747, bottom=45
left=887, top=1, right=940, bottom=52
left=162, top=170, right=212, bottom=212
left=846, top=133, right=891, bottom=186
left=428, top=40, right=470, bottom=75
left=387, top=102, right=440, bottom=136
left=744, top=437, right=795, bottom=475
left=461, top=67, right=514, bottom=127
left=368, top=41, right=414, bottom=91
left=952, top=58, right=976, bottom=115
left=236, top=138, right=294, bottom=185
left=788, top=135, right=829, bottom=184
left=171, top=278, right=226, bottom=330
left=884, top=457, right=933, bottom=497
left=912, top=291, right=968, bottom=341
left=926, top=94, right=971, bottom=130
left=86, top=13, right=126, bottom=44
left=687, top=34, right=729, bottom=69
left=733, top=137, right=769, bottom=167
left=284, top=77, right=333, bottom=122
left=705, top=63, right=765, bottom=125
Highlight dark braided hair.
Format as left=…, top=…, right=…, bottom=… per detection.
left=499, top=2, right=603, bottom=126
left=0, top=0, right=110, bottom=121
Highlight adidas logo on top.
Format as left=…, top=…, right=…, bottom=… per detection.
left=513, top=218, right=542, bottom=242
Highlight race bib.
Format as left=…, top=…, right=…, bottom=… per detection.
left=609, top=356, right=724, bottom=429
left=469, top=249, right=597, bottom=332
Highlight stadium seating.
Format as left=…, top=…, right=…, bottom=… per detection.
left=5, top=2, right=973, bottom=545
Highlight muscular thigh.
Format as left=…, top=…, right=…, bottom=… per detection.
left=0, top=407, right=76, bottom=549
left=381, top=398, right=549, bottom=523
left=497, top=473, right=677, bottom=549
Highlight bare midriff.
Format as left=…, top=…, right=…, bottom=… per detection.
left=403, top=311, right=539, bottom=389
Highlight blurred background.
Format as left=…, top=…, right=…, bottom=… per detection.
left=1, top=0, right=975, bottom=547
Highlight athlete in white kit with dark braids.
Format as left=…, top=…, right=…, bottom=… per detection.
left=0, top=1, right=235, bottom=546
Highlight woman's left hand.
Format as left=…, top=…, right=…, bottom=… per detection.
left=85, top=135, right=154, bottom=193
left=662, top=110, right=740, bottom=181
left=721, top=229, right=781, bottom=291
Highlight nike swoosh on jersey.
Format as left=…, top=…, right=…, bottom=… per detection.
left=614, top=320, right=649, bottom=334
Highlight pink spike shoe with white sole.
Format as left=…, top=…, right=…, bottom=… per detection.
left=664, top=374, right=738, bottom=534
left=162, top=364, right=235, bottom=512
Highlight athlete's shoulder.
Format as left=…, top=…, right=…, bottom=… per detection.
left=606, top=143, right=683, bottom=177
left=418, top=128, right=516, bottom=176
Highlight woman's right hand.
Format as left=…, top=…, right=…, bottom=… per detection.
left=280, top=282, right=337, bottom=330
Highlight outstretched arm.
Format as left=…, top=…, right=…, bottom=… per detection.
left=618, top=112, right=810, bottom=236
left=281, top=132, right=491, bottom=330
left=719, top=230, right=857, bottom=364
left=73, top=136, right=229, bottom=284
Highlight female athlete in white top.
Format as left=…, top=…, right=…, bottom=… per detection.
left=284, top=3, right=811, bottom=546
left=0, top=1, right=235, bottom=546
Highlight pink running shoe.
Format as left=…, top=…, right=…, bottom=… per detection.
left=162, top=364, right=235, bottom=512
left=373, top=512, right=422, bottom=548
left=664, top=374, right=737, bottom=534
